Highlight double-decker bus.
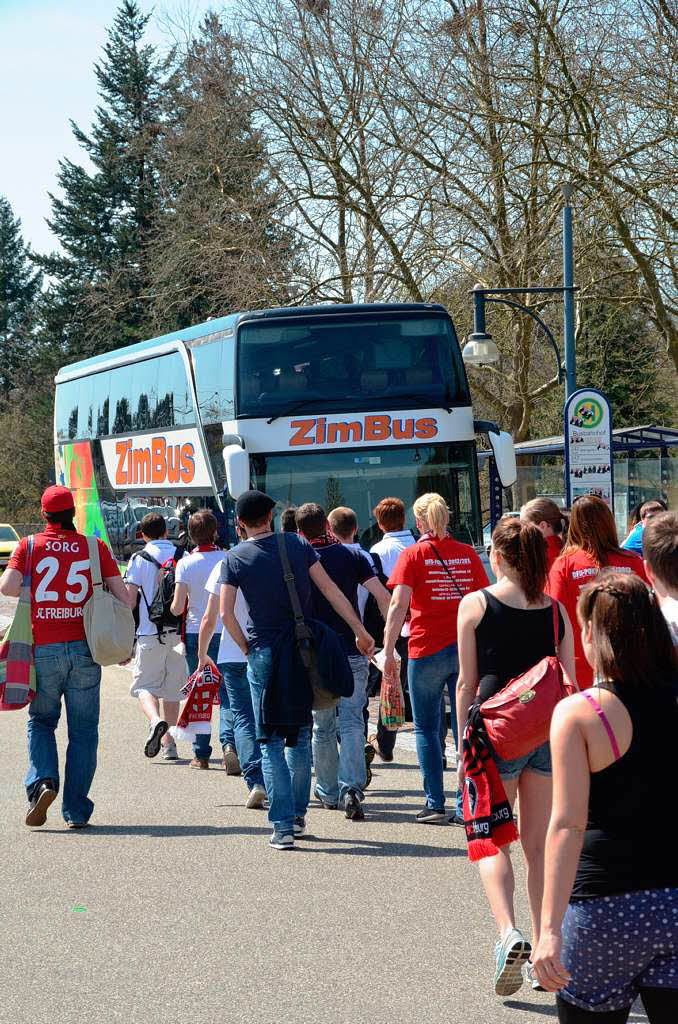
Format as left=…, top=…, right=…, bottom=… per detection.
left=54, top=302, right=515, bottom=560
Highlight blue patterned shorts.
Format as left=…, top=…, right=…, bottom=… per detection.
left=493, top=740, right=552, bottom=779
left=560, top=888, right=678, bottom=1012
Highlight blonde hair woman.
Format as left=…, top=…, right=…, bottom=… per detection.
left=382, top=493, right=489, bottom=823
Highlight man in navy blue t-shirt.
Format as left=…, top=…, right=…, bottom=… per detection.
left=213, top=490, right=374, bottom=851
left=296, top=503, right=391, bottom=821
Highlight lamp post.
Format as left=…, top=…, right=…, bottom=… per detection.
left=561, top=183, right=576, bottom=397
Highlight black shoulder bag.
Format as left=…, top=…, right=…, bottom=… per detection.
left=276, top=532, right=338, bottom=711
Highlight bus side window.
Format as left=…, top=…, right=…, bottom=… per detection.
left=110, top=364, right=134, bottom=434
left=56, top=380, right=80, bottom=441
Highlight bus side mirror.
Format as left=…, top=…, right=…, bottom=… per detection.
left=223, top=445, right=250, bottom=499
left=489, top=430, right=517, bottom=488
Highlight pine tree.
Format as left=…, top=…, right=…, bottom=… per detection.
left=146, top=13, right=295, bottom=329
left=577, top=269, right=675, bottom=428
left=39, top=1, right=170, bottom=360
left=0, top=197, right=41, bottom=393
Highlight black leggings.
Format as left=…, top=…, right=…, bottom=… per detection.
left=557, top=988, right=678, bottom=1023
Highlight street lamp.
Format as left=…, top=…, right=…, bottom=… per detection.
left=462, top=283, right=501, bottom=366
left=462, top=283, right=566, bottom=383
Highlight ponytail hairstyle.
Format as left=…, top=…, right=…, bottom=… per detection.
left=413, top=492, right=449, bottom=540
left=521, top=497, right=569, bottom=538
left=577, top=571, right=677, bottom=688
left=491, top=517, right=548, bottom=604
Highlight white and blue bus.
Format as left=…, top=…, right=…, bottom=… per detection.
left=54, top=302, right=515, bottom=560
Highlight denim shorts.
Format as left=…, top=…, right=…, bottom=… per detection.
left=493, top=740, right=551, bottom=779
left=560, top=888, right=678, bottom=1012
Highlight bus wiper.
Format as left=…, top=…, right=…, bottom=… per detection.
left=368, top=392, right=455, bottom=413
left=266, top=398, right=343, bottom=425
left=265, top=391, right=453, bottom=425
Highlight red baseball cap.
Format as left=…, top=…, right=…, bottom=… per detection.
left=41, top=485, right=76, bottom=517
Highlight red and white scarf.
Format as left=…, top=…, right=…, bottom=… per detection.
left=462, top=707, right=519, bottom=861
left=171, top=663, right=221, bottom=742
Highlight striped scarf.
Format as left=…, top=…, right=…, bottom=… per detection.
left=462, top=706, right=519, bottom=861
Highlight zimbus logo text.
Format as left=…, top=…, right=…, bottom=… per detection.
left=289, top=415, right=438, bottom=447
left=115, top=437, right=196, bottom=485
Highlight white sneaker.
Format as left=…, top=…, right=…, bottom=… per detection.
left=245, top=785, right=267, bottom=809
left=525, top=962, right=546, bottom=992
left=162, top=738, right=178, bottom=761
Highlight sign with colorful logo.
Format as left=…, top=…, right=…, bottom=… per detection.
left=564, top=388, right=613, bottom=509
left=223, top=406, right=474, bottom=454
left=100, top=428, right=213, bottom=491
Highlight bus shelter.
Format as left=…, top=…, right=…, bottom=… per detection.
left=481, top=424, right=678, bottom=540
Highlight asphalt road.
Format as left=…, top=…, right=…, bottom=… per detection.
left=1, top=663, right=650, bottom=1024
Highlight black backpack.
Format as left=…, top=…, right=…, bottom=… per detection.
left=362, top=550, right=388, bottom=646
left=137, top=547, right=185, bottom=638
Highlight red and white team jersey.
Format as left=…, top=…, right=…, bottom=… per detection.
left=387, top=533, right=489, bottom=658
left=8, top=526, right=120, bottom=645
left=547, top=547, right=648, bottom=687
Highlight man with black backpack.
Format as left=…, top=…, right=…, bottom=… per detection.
left=125, top=512, right=186, bottom=760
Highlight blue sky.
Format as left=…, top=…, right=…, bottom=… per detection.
left=0, top=0, right=219, bottom=255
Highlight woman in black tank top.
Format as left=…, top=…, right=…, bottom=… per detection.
left=456, top=517, right=576, bottom=1000
left=532, top=573, right=678, bottom=1023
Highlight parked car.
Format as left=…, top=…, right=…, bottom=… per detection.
left=0, top=524, right=20, bottom=568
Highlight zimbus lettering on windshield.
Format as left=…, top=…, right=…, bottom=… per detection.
left=54, top=301, right=516, bottom=563
left=115, top=437, right=195, bottom=486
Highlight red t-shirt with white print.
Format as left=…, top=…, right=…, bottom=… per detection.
left=8, top=526, right=120, bottom=645
left=387, top=533, right=489, bottom=658
left=547, top=547, right=648, bottom=687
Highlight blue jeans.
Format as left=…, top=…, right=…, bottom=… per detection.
left=408, top=642, right=459, bottom=812
left=185, top=633, right=235, bottom=758
left=217, top=662, right=264, bottom=790
left=313, top=654, right=369, bottom=804
left=25, top=641, right=101, bottom=825
left=247, top=645, right=311, bottom=836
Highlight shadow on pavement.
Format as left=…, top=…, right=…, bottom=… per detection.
left=299, top=836, right=466, bottom=858
left=36, top=824, right=270, bottom=838
left=504, top=1001, right=557, bottom=1016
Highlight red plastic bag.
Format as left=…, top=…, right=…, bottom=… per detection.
left=380, top=673, right=405, bottom=731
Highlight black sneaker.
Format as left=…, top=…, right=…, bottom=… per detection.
left=364, top=765, right=373, bottom=790
left=293, top=817, right=307, bottom=837
left=25, top=780, right=57, bottom=827
left=144, top=719, right=168, bottom=758
left=344, top=792, right=365, bottom=820
left=416, top=806, right=447, bottom=824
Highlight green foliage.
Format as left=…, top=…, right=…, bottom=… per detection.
left=577, top=272, right=675, bottom=429
left=38, top=1, right=170, bottom=361
left=0, top=197, right=41, bottom=393
left=146, top=13, right=295, bottom=330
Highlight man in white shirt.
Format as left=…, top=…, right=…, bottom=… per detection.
left=643, top=511, right=678, bottom=646
left=125, top=512, right=186, bottom=760
left=171, top=509, right=239, bottom=773
left=197, top=557, right=267, bottom=809
left=327, top=503, right=409, bottom=765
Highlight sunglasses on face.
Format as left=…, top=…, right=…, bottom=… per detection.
left=641, top=506, right=664, bottom=520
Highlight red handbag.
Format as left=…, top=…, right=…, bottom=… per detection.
left=479, top=600, right=576, bottom=761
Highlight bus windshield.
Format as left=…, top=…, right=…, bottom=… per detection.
left=250, top=442, right=480, bottom=548
left=237, top=312, right=469, bottom=418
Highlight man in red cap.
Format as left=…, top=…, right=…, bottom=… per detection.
left=0, top=485, right=133, bottom=828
